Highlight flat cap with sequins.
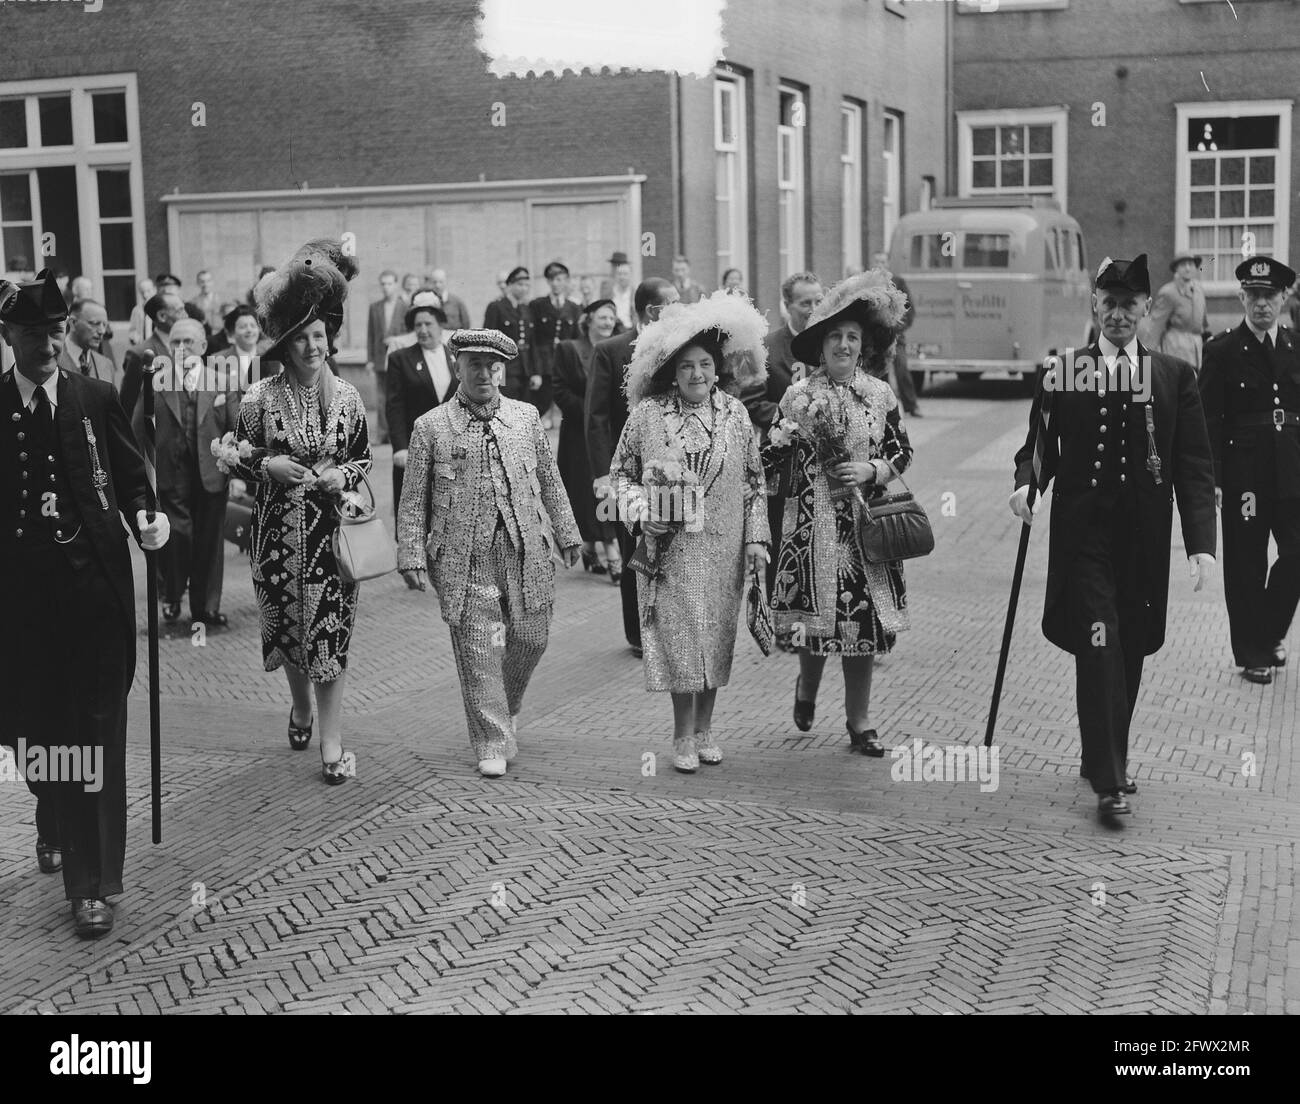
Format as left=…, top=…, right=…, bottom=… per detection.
left=448, top=328, right=518, bottom=360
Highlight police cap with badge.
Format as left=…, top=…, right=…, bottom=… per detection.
left=1236, top=255, right=1297, bottom=292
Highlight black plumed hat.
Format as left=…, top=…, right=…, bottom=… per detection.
left=254, top=238, right=359, bottom=361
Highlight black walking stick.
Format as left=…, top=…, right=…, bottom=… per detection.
left=141, top=362, right=163, bottom=842
left=983, top=358, right=1058, bottom=748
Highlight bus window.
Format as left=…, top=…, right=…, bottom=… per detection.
left=1045, top=232, right=1059, bottom=272
left=910, top=234, right=954, bottom=269
left=963, top=233, right=1011, bottom=268
left=1057, top=227, right=1079, bottom=271
left=1075, top=230, right=1086, bottom=273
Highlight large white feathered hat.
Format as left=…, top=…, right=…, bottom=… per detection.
left=624, top=289, right=768, bottom=407
left=790, top=269, right=909, bottom=366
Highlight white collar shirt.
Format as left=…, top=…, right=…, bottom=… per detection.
left=14, top=369, right=59, bottom=412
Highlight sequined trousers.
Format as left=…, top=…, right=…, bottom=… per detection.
left=445, top=519, right=551, bottom=760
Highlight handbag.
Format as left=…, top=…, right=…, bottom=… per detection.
left=746, top=567, right=775, bottom=656
left=855, top=472, right=935, bottom=563
left=332, top=463, right=397, bottom=583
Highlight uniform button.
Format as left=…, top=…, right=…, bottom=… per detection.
left=16, top=432, right=24, bottom=441
left=1090, top=478, right=1098, bottom=487
left=49, top=474, right=55, bottom=482
left=1121, top=456, right=1127, bottom=464
left=1241, top=382, right=1246, bottom=388
left=1120, top=474, right=1127, bottom=483
left=15, top=528, right=22, bottom=537
left=1094, top=461, right=1102, bottom=470
left=18, top=509, right=25, bottom=518
left=1100, top=408, right=1108, bottom=415
left=47, top=455, right=53, bottom=462
left=1097, top=444, right=1105, bottom=452
left=20, top=471, right=27, bottom=480
left=9, top=413, right=19, bottom=423
left=18, top=452, right=27, bottom=461
left=20, top=489, right=27, bottom=499
left=1275, top=397, right=1281, bottom=405
left=1274, top=383, right=1280, bottom=391
left=1099, top=424, right=1107, bottom=433
left=55, top=529, right=62, bottom=539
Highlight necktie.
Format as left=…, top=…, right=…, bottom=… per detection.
left=32, top=383, right=53, bottom=429
left=1263, top=333, right=1274, bottom=353
left=79, top=347, right=92, bottom=375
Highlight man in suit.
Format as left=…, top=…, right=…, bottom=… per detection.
left=600, top=251, right=635, bottom=329
left=387, top=291, right=455, bottom=508
left=528, top=261, right=581, bottom=420
left=144, top=318, right=240, bottom=628
left=366, top=269, right=406, bottom=446
left=60, top=298, right=120, bottom=392
left=429, top=268, right=472, bottom=331
left=119, top=287, right=186, bottom=418
left=188, top=269, right=222, bottom=341
left=1199, top=256, right=1300, bottom=684
left=1009, top=254, right=1217, bottom=818
left=671, top=255, right=705, bottom=305
left=872, top=251, right=921, bottom=416
left=0, top=270, right=170, bottom=937
left=586, top=277, right=679, bottom=655
left=483, top=266, right=534, bottom=402
left=397, top=329, right=580, bottom=778
left=742, top=271, right=822, bottom=592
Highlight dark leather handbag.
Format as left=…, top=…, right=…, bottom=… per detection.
left=746, top=568, right=775, bottom=656
left=855, top=474, right=934, bottom=563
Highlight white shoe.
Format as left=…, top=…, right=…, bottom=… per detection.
left=478, top=757, right=507, bottom=778
left=671, top=736, right=699, bottom=773
left=695, top=730, right=722, bottom=765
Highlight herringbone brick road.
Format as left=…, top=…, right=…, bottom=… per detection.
left=1, top=378, right=1295, bottom=1014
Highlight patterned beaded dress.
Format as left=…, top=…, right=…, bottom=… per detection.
left=764, top=367, right=913, bottom=656
left=234, top=371, right=372, bottom=682
left=610, top=387, right=769, bottom=691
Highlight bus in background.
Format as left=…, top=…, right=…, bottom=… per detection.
left=889, top=197, right=1093, bottom=395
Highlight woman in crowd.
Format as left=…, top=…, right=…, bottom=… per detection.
left=233, top=239, right=372, bottom=786
left=763, top=272, right=914, bottom=756
left=126, top=276, right=156, bottom=347
left=610, top=291, right=770, bottom=773
left=553, top=298, right=622, bottom=579
left=720, top=268, right=746, bottom=297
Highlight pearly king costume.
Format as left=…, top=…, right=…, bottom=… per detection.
left=609, top=291, right=770, bottom=692
left=763, top=272, right=914, bottom=655
left=397, top=329, right=580, bottom=766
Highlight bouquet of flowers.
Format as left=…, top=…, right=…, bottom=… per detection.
left=210, top=431, right=253, bottom=476
left=627, top=451, right=701, bottom=579
left=767, top=382, right=859, bottom=502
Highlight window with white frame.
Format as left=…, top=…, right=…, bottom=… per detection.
left=1175, top=100, right=1292, bottom=288
left=778, top=85, right=806, bottom=277
left=0, top=75, right=143, bottom=321
left=882, top=110, right=902, bottom=251
left=957, top=107, right=1068, bottom=208
left=841, top=101, right=863, bottom=277
left=714, top=72, right=748, bottom=291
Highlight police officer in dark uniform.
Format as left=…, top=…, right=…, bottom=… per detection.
left=482, top=265, right=534, bottom=401
left=0, top=271, right=170, bottom=937
left=529, top=260, right=581, bottom=418
left=1009, top=255, right=1217, bottom=818
left=1199, top=256, right=1300, bottom=685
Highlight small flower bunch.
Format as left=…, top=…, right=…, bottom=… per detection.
left=210, top=431, right=253, bottom=475
left=769, top=382, right=856, bottom=500
left=629, top=448, right=701, bottom=578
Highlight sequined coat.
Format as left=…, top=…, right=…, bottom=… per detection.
left=233, top=373, right=372, bottom=681
left=610, top=388, right=769, bottom=692
left=397, top=394, right=581, bottom=626
left=764, top=369, right=913, bottom=645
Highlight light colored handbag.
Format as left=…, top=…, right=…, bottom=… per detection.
left=332, top=463, right=397, bottom=583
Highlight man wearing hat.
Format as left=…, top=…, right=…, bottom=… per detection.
left=0, top=271, right=170, bottom=936
left=396, top=329, right=581, bottom=778
left=1199, top=255, right=1300, bottom=684
left=386, top=290, right=454, bottom=508
left=529, top=261, right=581, bottom=420
left=1009, top=254, right=1217, bottom=818
left=1139, top=254, right=1210, bottom=371
left=600, top=251, right=635, bottom=329
left=482, top=266, right=534, bottom=401
left=119, top=286, right=187, bottom=420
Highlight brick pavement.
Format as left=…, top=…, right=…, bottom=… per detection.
left=1, top=377, right=1295, bottom=1014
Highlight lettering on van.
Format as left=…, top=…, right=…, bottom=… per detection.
left=914, top=293, right=955, bottom=319
left=962, top=293, right=1006, bottom=319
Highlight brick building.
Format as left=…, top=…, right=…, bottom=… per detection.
left=952, top=0, right=1300, bottom=326
left=0, top=0, right=946, bottom=359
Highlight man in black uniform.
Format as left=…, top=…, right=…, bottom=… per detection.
left=1199, top=256, right=1300, bottom=685
left=0, top=271, right=170, bottom=936
left=1009, top=255, right=1217, bottom=817
left=529, top=261, right=581, bottom=420
left=483, top=265, right=533, bottom=401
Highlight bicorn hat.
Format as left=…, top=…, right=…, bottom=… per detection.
left=1094, top=254, right=1151, bottom=296
left=0, top=269, right=69, bottom=326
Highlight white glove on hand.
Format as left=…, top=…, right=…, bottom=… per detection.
left=1189, top=552, right=1216, bottom=593
left=137, top=510, right=170, bottom=550
left=1007, top=485, right=1042, bottom=526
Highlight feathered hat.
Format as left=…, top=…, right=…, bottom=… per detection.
left=624, top=288, right=768, bottom=407
left=253, top=238, right=359, bottom=361
left=790, top=269, right=909, bottom=366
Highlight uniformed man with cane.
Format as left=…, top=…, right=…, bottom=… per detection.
left=1008, top=255, right=1217, bottom=818
left=1199, top=256, right=1300, bottom=685
left=0, top=271, right=170, bottom=937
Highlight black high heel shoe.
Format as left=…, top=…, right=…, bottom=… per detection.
left=607, top=560, right=623, bottom=585
left=847, top=722, right=885, bottom=757
left=287, top=708, right=313, bottom=751
left=793, top=676, right=815, bottom=732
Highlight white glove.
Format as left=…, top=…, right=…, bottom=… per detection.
left=592, top=476, right=614, bottom=500
left=393, top=448, right=408, bottom=470
left=1189, top=552, right=1216, bottom=593
left=1007, top=485, right=1042, bottom=526
left=137, top=510, right=170, bottom=550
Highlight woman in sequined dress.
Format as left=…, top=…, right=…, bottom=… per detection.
left=763, top=272, right=914, bottom=756
left=233, top=240, right=372, bottom=785
left=610, top=291, right=770, bottom=773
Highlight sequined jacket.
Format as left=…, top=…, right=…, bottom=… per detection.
left=397, top=394, right=581, bottom=624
